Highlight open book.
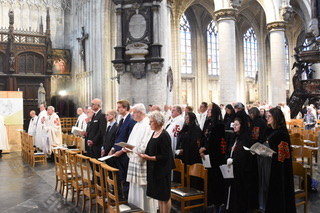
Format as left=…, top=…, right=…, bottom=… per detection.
left=243, top=142, right=276, bottom=157
left=115, top=142, right=135, bottom=151
left=71, top=126, right=84, bottom=136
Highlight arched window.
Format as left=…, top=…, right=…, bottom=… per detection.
left=243, top=27, right=258, bottom=78
left=285, top=38, right=289, bottom=81
left=180, top=14, right=192, bottom=74
left=207, top=20, right=219, bottom=76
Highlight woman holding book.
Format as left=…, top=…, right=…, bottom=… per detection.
left=258, top=107, right=296, bottom=213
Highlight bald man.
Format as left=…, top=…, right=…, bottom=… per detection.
left=86, top=98, right=107, bottom=159
left=28, top=110, right=38, bottom=137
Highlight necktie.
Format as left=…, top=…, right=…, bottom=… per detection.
left=118, top=118, right=124, bottom=129
left=106, top=125, right=111, bottom=134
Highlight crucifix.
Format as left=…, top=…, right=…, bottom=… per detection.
left=77, top=27, right=89, bottom=70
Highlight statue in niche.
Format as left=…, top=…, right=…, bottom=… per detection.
left=9, top=53, right=14, bottom=72
left=38, top=83, right=46, bottom=106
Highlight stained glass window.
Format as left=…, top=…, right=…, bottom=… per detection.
left=180, top=14, right=192, bottom=74
left=243, top=27, right=258, bottom=78
left=207, top=20, right=219, bottom=76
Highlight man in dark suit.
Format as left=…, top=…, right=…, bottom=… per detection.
left=101, top=109, right=118, bottom=156
left=109, top=100, right=136, bottom=200
left=87, top=98, right=107, bottom=159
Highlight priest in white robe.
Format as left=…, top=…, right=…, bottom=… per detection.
left=34, top=104, right=47, bottom=149
left=28, top=110, right=38, bottom=137
left=43, top=106, right=62, bottom=155
left=125, top=103, right=158, bottom=212
left=165, top=105, right=184, bottom=155
left=0, top=114, right=9, bottom=157
left=75, top=107, right=87, bottom=131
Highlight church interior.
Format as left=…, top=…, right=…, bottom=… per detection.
left=1, top=0, right=320, bottom=212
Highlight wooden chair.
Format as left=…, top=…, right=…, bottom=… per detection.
left=290, top=138, right=304, bottom=147
left=77, top=154, right=96, bottom=213
left=62, top=133, right=68, bottom=146
left=90, top=158, right=107, bottom=213
left=292, top=162, right=308, bottom=213
left=20, top=131, right=26, bottom=161
left=290, top=133, right=302, bottom=140
left=289, top=127, right=303, bottom=134
left=68, top=136, right=82, bottom=154
left=67, top=134, right=75, bottom=147
left=29, top=135, right=47, bottom=167
left=171, top=163, right=208, bottom=213
left=53, top=148, right=63, bottom=192
left=292, top=147, right=313, bottom=178
left=100, top=163, right=143, bottom=213
left=58, top=148, right=73, bottom=199
left=67, top=150, right=83, bottom=206
left=171, top=159, right=185, bottom=189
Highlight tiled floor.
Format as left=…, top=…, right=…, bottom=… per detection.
left=0, top=152, right=319, bottom=213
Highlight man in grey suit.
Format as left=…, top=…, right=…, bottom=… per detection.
left=101, top=109, right=118, bottom=156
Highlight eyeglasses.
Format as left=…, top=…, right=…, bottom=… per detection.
left=91, top=103, right=96, bottom=106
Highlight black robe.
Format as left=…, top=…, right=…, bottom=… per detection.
left=201, top=119, right=226, bottom=207
left=176, top=124, right=202, bottom=165
left=250, top=117, right=267, bottom=144
left=259, top=127, right=297, bottom=213
left=227, top=133, right=258, bottom=213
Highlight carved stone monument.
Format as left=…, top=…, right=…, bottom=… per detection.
left=112, top=0, right=164, bottom=78
left=112, top=0, right=165, bottom=106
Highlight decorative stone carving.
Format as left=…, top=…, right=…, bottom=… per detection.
left=113, top=63, right=125, bottom=75
left=0, top=0, right=71, bottom=11
left=112, top=0, right=164, bottom=80
left=125, top=42, right=148, bottom=60
left=130, top=62, right=145, bottom=79
left=266, top=21, right=286, bottom=31
left=280, top=5, right=293, bottom=22
left=229, top=0, right=242, bottom=9
left=150, top=61, right=163, bottom=74
left=213, top=8, right=238, bottom=21
left=309, top=19, right=319, bottom=37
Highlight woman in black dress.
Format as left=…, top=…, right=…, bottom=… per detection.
left=176, top=112, right=202, bottom=165
left=139, top=111, right=175, bottom=213
left=199, top=103, right=226, bottom=207
left=226, top=116, right=258, bottom=213
left=258, top=107, right=296, bottom=213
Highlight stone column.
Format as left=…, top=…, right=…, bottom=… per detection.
left=214, top=9, right=238, bottom=104
left=267, top=21, right=287, bottom=106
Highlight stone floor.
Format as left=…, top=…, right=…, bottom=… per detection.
left=0, top=152, right=320, bottom=213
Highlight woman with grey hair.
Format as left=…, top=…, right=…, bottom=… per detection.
left=139, top=111, right=175, bottom=213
